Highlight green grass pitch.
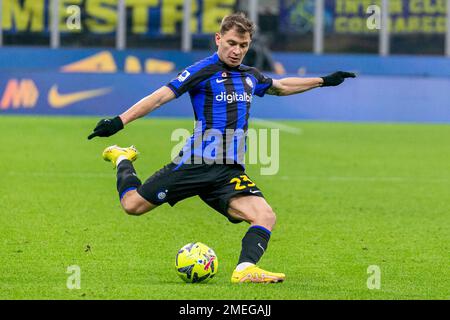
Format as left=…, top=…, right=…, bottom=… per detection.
left=0, top=115, right=449, bottom=299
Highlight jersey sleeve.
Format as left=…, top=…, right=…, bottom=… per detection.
left=166, top=61, right=215, bottom=98
left=251, top=68, right=273, bottom=97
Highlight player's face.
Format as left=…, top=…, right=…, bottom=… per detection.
left=215, top=28, right=251, bottom=67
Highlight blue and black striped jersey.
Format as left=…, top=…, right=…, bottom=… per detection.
left=166, top=52, right=273, bottom=167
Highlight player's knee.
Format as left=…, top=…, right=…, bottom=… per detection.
left=256, top=207, right=277, bottom=230
left=121, top=202, right=139, bottom=215
left=120, top=189, right=156, bottom=216
left=121, top=199, right=147, bottom=216
left=265, top=208, right=277, bottom=229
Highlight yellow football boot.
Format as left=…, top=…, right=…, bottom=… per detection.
left=102, top=145, right=139, bottom=168
left=231, top=265, right=285, bottom=283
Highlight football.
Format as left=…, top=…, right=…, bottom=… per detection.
left=175, top=242, right=218, bottom=283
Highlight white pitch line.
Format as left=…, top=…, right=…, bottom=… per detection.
left=251, top=118, right=303, bottom=135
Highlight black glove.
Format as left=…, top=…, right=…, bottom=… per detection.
left=321, top=71, right=356, bottom=87
left=87, top=116, right=124, bottom=140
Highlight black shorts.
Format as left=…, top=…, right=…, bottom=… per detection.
left=136, top=162, right=264, bottom=223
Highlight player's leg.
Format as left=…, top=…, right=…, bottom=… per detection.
left=119, top=189, right=157, bottom=216
left=228, top=195, right=276, bottom=231
left=199, top=166, right=285, bottom=283
left=102, top=145, right=157, bottom=215
left=227, top=195, right=285, bottom=283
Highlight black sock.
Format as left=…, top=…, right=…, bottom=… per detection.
left=117, top=160, right=142, bottom=199
left=238, top=225, right=271, bottom=265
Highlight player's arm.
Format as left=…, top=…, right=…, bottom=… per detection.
left=87, top=86, right=175, bottom=140
left=266, top=71, right=356, bottom=96
left=119, top=86, right=175, bottom=125
left=266, top=77, right=323, bottom=96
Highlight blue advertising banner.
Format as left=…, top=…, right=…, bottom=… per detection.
left=0, top=48, right=208, bottom=73
left=0, top=71, right=192, bottom=117
left=1, top=71, right=449, bottom=123
left=2, top=47, right=450, bottom=78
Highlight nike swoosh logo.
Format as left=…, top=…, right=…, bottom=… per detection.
left=216, top=78, right=227, bottom=83
left=257, top=243, right=265, bottom=253
left=249, top=190, right=262, bottom=194
left=48, top=85, right=112, bottom=108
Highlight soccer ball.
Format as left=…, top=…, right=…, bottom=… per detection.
left=175, top=242, right=218, bottom=283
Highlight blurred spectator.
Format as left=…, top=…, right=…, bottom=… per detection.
left=242, top=34, right=286, bottom=75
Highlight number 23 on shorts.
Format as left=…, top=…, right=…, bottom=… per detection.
left=229, top=175, right=256, bottom=190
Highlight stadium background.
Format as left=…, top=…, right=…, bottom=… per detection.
left=1, top=0, right=450, bottom=121
left=1, top=0, right=449, bottom=300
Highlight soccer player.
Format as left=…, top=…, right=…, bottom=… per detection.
left=87, top=13, right=355, bottom=283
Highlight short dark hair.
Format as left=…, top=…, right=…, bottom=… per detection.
left=220, top=12, right=256, bottom=39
